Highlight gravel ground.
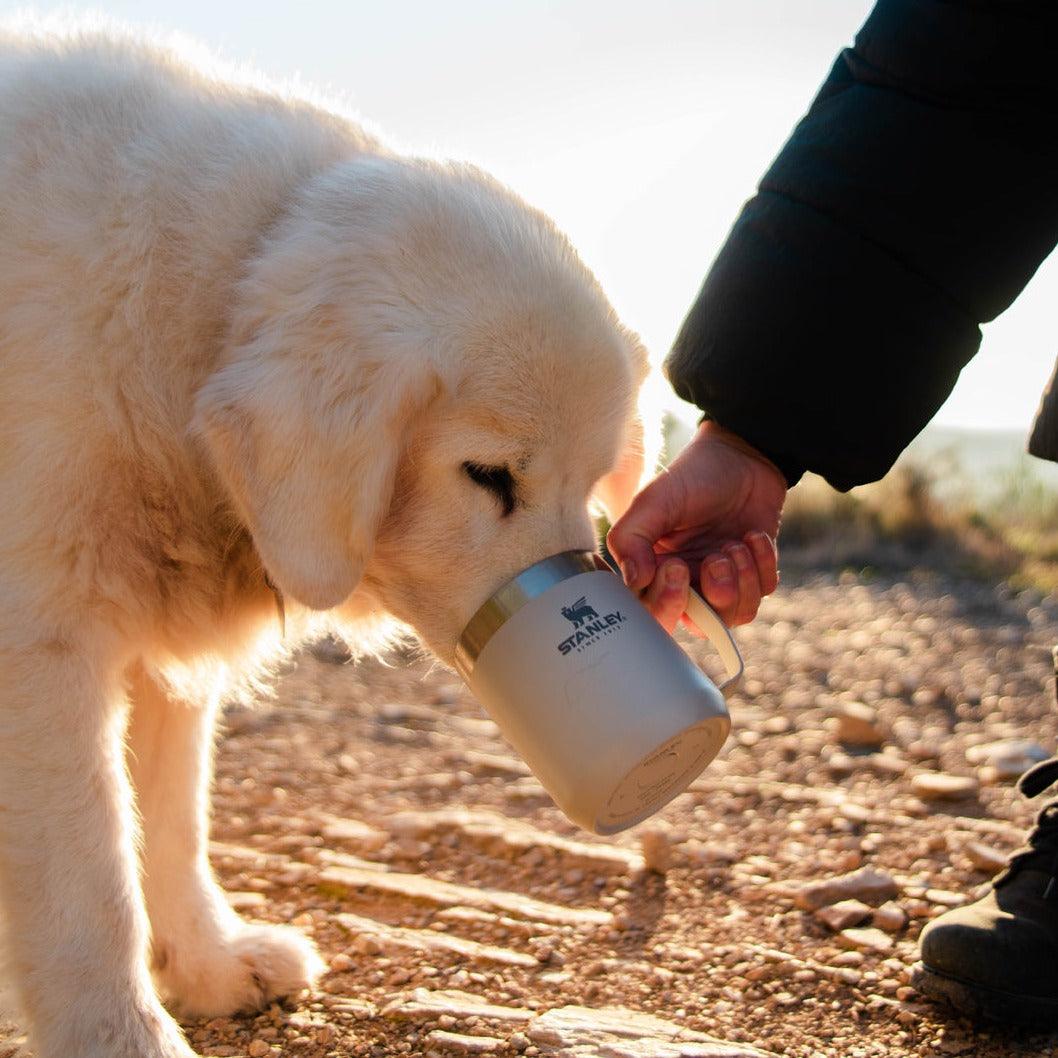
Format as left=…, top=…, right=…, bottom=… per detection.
left=5, top=567, right=1058, bottom=1058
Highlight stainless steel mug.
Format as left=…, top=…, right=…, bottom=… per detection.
left=454, top=551, right=742, bottom=834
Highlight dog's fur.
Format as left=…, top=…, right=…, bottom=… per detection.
left=0, top=23, right=650, bottom=1058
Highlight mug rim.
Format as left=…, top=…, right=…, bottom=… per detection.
left=454, top=550, right=610, bottom=679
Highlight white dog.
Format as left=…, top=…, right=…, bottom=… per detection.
left=0, top=23, right=650, bottom=1058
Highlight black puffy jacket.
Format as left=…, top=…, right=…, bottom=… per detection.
left=665, top=0, right=1058, bottom=492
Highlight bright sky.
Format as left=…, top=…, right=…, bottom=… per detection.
left=12, top=1, right=1057, bottom=435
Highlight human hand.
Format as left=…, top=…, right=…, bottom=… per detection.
left=607, top=420, right=787, bottom=630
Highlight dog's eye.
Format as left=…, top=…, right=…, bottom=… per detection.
left=463, top=462, right=517, bottom=516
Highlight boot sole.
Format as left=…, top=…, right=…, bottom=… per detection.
left=912, top=961, right=1058, bottom=1028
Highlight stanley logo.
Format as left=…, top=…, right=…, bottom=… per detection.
left=557, top=595, right=627, bottom=655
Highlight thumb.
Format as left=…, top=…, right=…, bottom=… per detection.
left=606, top=472, right=679, bottom=591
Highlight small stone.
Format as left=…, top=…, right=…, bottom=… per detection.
left=793, top=867, right=900, bottom=911
left=910, top=772, right=980, bottom=801
left=869, top=753, right=908, bottom=777
left=338, top=911, right=536, bottom=968
left=837, top=801, right=870, bottom=825
left=525, top=1005, right=770, bottom=1055
left=224, top=890, right=267, bottom=910
left=907, top=739, right=942, bottom=761
left=248, top=1041, right=271, bottom=1058
left=836, top=703, right=885, bottom=748
left=872, top=902, right=908, bottom=932
left=639, top=824, right=673, bottom=874
left=320, top=817, right=388, bottom=852
left=925, top=888, right=968, bottom=908
left=965, top=841, right=1008, bottom=876
left=830, top=950, right=865, bottom=967
left=684, top=841, right=740, bottom=866
left=426, top=1029, right=504, bottom=1053
left=352, top=934, right=383, bottom=956
left=838, top=927, right=895, bottom=954
left=814, top=900, right=871, bottom=932
left=320, top=864, right=612, bottom=926
left=828, top=752, right=856, bottom=776
left=383, top=989, right=533, bottom=1024
left=966, top=739, right=1049, bottom=781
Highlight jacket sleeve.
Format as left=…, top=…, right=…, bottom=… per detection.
left=665, top=0, right=1058, bottom=492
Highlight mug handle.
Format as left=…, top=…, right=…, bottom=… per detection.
left=683, top=588, right=744, bottom=692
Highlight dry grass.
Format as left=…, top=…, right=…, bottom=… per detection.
left=781, top=461, right=1058, bottom=593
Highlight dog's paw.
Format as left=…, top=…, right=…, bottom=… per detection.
left=156, top=922, right=324, bottom=1018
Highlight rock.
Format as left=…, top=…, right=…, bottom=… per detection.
left=910, top=772, right=980, bottom=801
left=836, top=703, right=885, bottom=748
left=425, top=1029, right=505, bottom=1054
left=871, top=902, right=908, bottom=932
left=319, top=816, right=389, bottom=852
left=685, top=841, right=740, bottom=866
left=336, top=911, right=537, bottom=967
left=837, top=927, right=895, bottom=954
left=967, top=739, right=1050, bottom=782
left=224, top=890, right=267, bottom=910
left=386, top=808, right=642, bottom=875
left=383, top=989, right=533, bottom=1024
left=925, top=888, right=968, bottom=908
left=836, top=799, right=870, bottom=825
left=906, top=739, right=942, bottom=762
left=793, top=867, right=900, bottom=911
left=814, top=900, right=872, bottom=932
left=831, top=950, right=865, bottom=967
left=868, top=753, right=908, bottom=777
left=247, top=1041, right=271, bottom=1058
left=453, top=749, right=531, bottom=777
left=320, top=864, right=613, bottom=927
left=966, top=738, right=1049, bottom=768
left=526, top=1005, right=775, bottom=1057
left=639, top=824, right=674, bottom=874
left=827, top=752, right=856, bottom=776
left=965, top=841, right=1008, bottom=876
left=317, top=848, right=389, bottom=873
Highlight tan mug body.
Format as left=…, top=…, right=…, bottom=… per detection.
left=455, top=551, right=742, bottom=835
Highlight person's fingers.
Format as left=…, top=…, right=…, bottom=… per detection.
left=746, top=530, right=779, bottom=595
left=724, top=542, right=762, bottom=626
left=607, top=473, right=682, bottom=591
left=699, top=551, right=738, bottom=624
left=640, top=559, right=689, bottom=634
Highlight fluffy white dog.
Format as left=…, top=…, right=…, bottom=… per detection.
left=0, top=23, right=651, bottom=1058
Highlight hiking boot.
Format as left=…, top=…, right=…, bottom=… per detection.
left=912, top=757, right=1058, bottom=1026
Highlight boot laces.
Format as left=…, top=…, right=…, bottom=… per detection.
left=995, top=757, right=1058, bottom=896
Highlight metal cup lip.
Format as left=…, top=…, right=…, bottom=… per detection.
left=454, top=549, right=612, bottom=680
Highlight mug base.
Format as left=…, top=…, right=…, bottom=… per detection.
left=591, top=716, right=730, bottom=835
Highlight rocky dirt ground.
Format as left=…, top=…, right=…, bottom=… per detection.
left=6, top=568, right=1058, bottom=1058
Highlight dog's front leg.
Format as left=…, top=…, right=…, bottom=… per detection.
left=0, top=643, right=194, bottom=1058
left=127, top=667, right=322, bottom=1019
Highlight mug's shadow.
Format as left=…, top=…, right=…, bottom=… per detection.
left=619, top=869, right=671, bottom=951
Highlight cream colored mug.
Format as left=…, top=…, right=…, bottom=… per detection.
left=454, top=551, right=742, bottom=834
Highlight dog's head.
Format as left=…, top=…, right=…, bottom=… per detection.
left=196, top=155, right=651, bottom=660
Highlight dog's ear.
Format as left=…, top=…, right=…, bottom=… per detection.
left=196, top=328, right=436, bottom=611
